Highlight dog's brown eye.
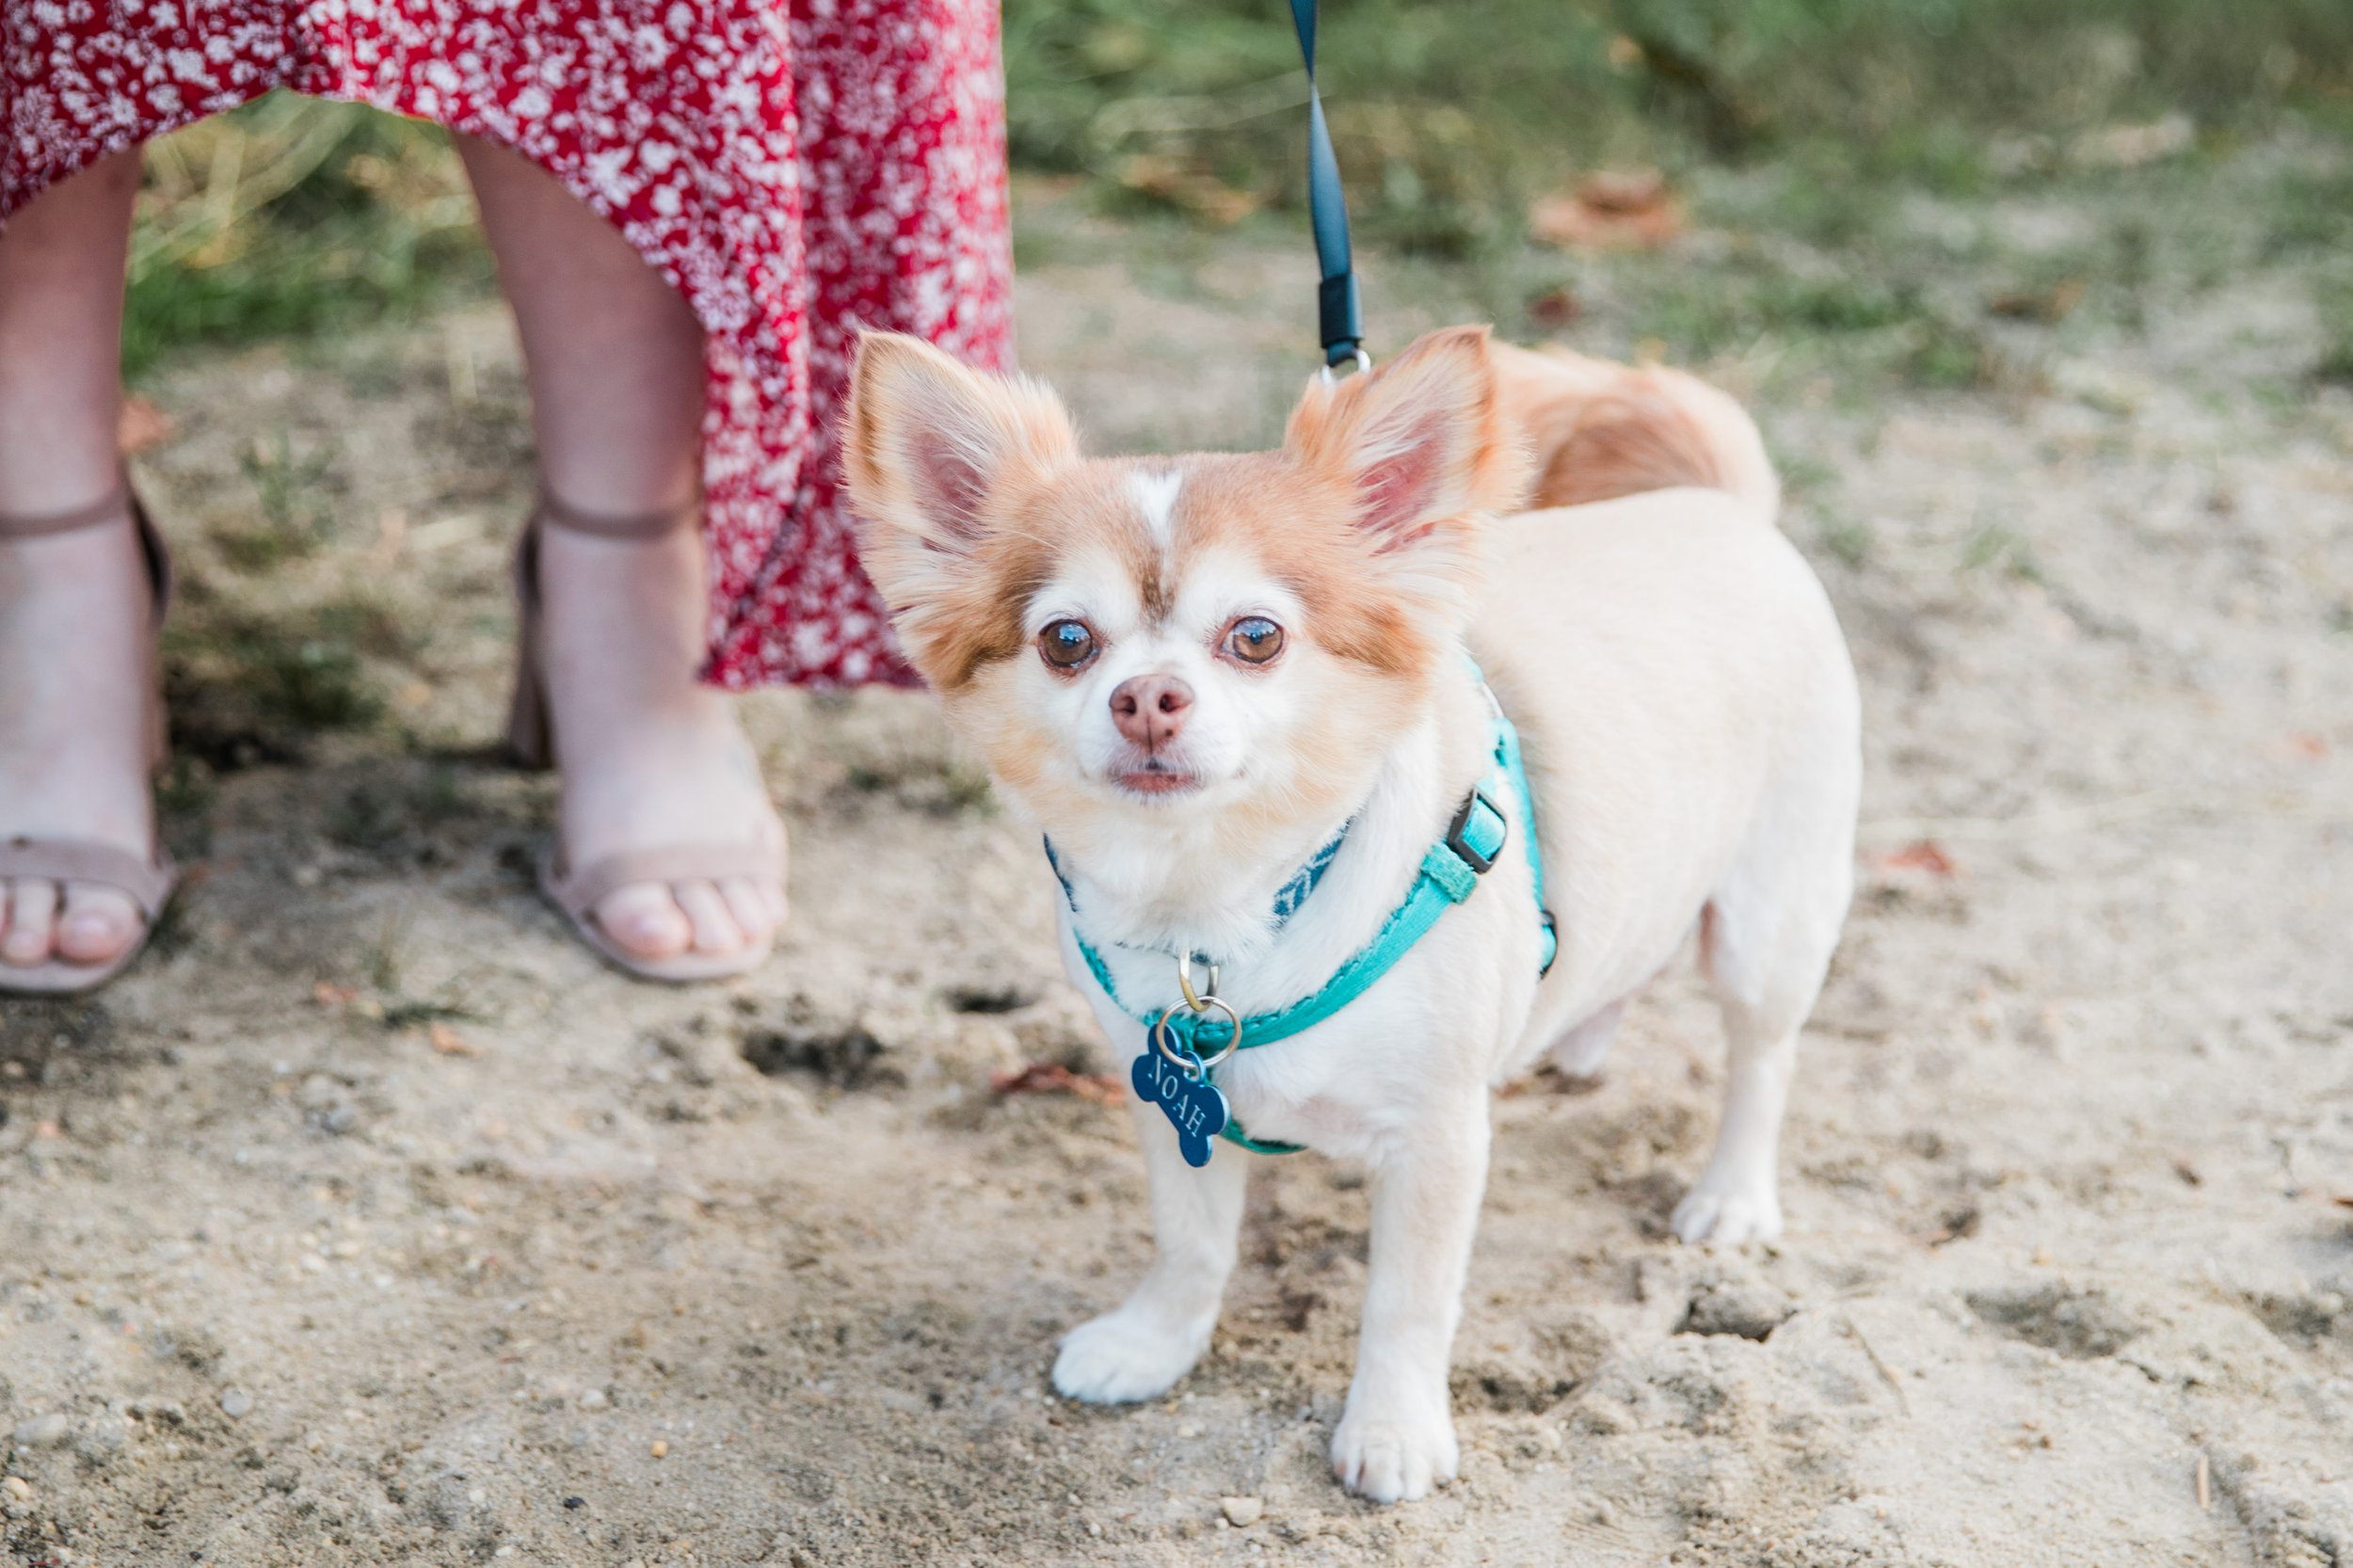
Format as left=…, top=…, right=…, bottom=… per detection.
left=1226, top=616, right=1285, bottom=665
left=1039, top=618, right=1097, bottom=670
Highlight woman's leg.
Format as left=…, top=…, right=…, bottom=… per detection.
left=0, top=149, right=157, bottom=971
left=455, top=134, right=787, bottom=961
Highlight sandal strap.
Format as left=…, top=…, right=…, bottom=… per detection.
left=0, top=479, right=133, bottom=539
left=0, top=836, right=177, bottom=918
left=0, top=472, right=168, bottom=624
left=539, top=841, right=785, bottom=921
left=536, top=488, right=700, bottom=539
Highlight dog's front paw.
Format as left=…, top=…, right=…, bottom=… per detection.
left=1671, top=1176, right=1783, bottom=1245
left=1051, top=1309, right=1208, bottom=1404
left=1330, top=1398, right=1459, bottom=1504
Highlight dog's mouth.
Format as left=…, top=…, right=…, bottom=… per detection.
left=1112, top=757, right=1203, bottom=798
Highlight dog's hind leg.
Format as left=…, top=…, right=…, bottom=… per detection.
left=1673, top=792, right=1854, bottom=1245
left=1052, top=1098, right=1249, bottom=1403
left=1545, top=999, right=1625, bottom=1081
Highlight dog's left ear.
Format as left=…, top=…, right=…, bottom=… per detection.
left=1283, top=325, right=1527, bottom=556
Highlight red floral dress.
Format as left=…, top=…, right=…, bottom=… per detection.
left=1, top=1, right=1013, bottom=688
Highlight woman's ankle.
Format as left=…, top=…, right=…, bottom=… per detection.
left=0, top=151, right=139, bottom=517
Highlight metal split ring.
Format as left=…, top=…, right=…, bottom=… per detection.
left=1153, top=995, right=1243, bottom=1074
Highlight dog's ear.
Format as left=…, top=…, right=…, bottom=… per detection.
left=843, top=331, right=1078, bottom=575
left=844, top=333, right=1079, bottom=686
left=1282, top=325, right=1526, bottom=558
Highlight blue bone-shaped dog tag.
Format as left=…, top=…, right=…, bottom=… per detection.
left=1131, top=1035, right=1228, bottom=1168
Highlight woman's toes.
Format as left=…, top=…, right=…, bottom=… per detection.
left=56, top=884, right=141, bottom=964
left=593, top=883, right=694, bottom=959
left=718, top=877, right=776, bottom=946
left=1, top=878, right=60, bottom=966
left=674, top=881, right=744, bottom=955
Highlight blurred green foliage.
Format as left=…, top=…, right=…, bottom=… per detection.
left=1004, top=0, right=2353, bottom=246
left=123, top=94, right=488, bottom=379
left=106, top=4, right=2353, bottom=377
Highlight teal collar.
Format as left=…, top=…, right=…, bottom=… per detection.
left=1044, top=819, right=1349, bottom=965
left=1053, top=671, right=1557, bottom=1163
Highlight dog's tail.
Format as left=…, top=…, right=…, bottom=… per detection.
left=1492, top=343, right=1778, bottom=522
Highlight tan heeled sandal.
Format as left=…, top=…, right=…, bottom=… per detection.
left=0, top=478, right=179, bottom=997
left=508, top=491, right=785, bottom=984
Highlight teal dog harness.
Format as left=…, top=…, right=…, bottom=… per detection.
left=1048, top=674, right=1557, bottom=1166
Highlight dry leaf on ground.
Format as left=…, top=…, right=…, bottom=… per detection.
left=1988, top=279, right=2086, bottom=322
left=1880, top=840, right=1959, bottom=876
left=1113, top=154, right=1259, bottom=225
left=1526, top=286, right=1583, bottom=329
left=990, top=1062, right=1123, bottom=1105
left=1530, top=170, right=1686, bottom=251
left=118, top=395, right=177, bottom=456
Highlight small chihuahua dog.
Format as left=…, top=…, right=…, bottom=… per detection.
left=843, top=326, right=1859, bottom=1502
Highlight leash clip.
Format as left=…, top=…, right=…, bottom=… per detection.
left=1156, top=952, right=1242, bottom=1072
left=1176, top=953, right=1221, bottom=1011
left=1319, top=347, right=1372, bottom=385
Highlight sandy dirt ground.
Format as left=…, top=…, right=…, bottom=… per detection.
left=5, top=179, right=2352, bottom=1568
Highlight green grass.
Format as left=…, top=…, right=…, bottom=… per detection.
left=123, top=94, right=488, bottom=380
left=995, top=0, right=2353, bottom=402
left=1961, top=520, right=2046, bottom=584
left=161, top=592, right=410, bottom=769
left=106, top=4, right=2353, bottom=387
left=2313, top=274, right=2353, bottom=385
left=1817, top=514, right=1877, bottom=569
left=216, top=431, right=340, bottom=570
left=1002, top=0, right=2353, bottom=246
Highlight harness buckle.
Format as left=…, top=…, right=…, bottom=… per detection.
left=1443, top=788, right=1505, bottom=876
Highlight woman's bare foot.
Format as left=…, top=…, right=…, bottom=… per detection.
left=0, top=149, right=159, bottom=984
left=0, top=507, right=158, bottom=973
left=536, top=519, right=788, bottom=962
left=459, top=132, right=788, bottom=968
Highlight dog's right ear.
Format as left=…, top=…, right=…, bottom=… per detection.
left=844, top=334, right=1080, bottom=687
left=843, top=332, right=1078, bottom=572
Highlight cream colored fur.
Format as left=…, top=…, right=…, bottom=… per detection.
left=843, top=328, right=1859, bottom=1505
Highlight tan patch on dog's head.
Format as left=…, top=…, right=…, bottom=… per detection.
left=1167, top=452, right=1439, bottom=681
left=842, top=326, right=1524, bottom=845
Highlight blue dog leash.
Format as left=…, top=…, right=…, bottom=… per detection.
left=1050, top=673, right=1558, bottom=1166
left=1289, top=0, right=1367, bottom=375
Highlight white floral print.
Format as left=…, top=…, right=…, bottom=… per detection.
left=2, top=0, right=1014, bottom=687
